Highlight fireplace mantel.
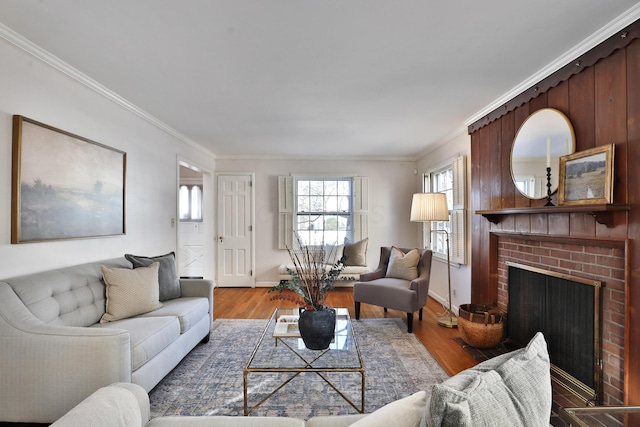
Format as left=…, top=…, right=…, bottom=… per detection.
left=489, top=231, right=627, bottom=250
left=476, top=204, right=631, bottom=228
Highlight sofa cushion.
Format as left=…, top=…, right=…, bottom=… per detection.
left=343, top=237, right=368, bottom=266
left=429, top=332, right=551, bottom=427
left=349, top=390, right=426, bottom=427
left=137, top=297, right=209, bottom=333
left=100, top=263, right=163, bottom=323
left=125, top=252, right=181, bottom=301
left=93, top=316, right=180, bottom=371
left=149, top=416, right=306, bottom=426
left=386, top=247, right=420, bottom=281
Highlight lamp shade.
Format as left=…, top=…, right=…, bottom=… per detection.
left=410, top=193, right=449, bottom=222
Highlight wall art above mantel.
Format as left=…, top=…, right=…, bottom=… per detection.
left=11, top=115, right=126, bottom=243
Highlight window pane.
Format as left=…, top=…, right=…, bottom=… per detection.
left=297, top=195, right=309, bottom=212
left=179, top=186, right=190, bottom=219
left=310, top=196, right=323, bottom=212
left=310, top=180, right=323, bottom=195
left=191, top=186, right=202, bottom=220
left=324, top=180, right=337, bottom=195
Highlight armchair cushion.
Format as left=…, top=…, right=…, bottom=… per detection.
left=385, top=247, right=420, bottom=281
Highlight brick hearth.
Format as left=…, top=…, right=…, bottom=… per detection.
left=495, top=235, right=625, bottom=406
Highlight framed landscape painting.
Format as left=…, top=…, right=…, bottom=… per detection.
left=11, top=115, right=126, bottom=243
left=558, top=144, right=614, bottom=206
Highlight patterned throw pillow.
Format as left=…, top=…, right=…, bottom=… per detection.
left=100, top=262, right=163, bottom=323
left=385, top=247, right=420, bottom=280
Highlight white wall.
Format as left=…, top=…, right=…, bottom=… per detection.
left=416, top=131, right=472, bottom=314
left=0, top=38, right=216, bottom=278
left=215, top=158, right=419, bottom=285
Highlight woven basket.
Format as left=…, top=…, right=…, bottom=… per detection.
left=458, top=304, right=506, bottom=349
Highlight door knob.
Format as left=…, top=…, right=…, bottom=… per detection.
left=219, top=236, right=223, bottom=243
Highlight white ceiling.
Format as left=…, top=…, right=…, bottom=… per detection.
left=1, top=1, right=639, bottom=159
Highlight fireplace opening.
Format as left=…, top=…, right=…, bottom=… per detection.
left=507, top=262, right=602, bottom=404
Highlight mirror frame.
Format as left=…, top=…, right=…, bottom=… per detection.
left=511, top=108, right=576, bottom=199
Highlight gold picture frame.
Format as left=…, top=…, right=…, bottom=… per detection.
left=558, top=144, right=614, bottom=206
left=12, top=115, right=126, bottom=243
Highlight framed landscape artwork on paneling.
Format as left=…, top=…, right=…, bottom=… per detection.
left=11, top=115, right=126, bottom=243
left=558, top=144, right=614, bottom=206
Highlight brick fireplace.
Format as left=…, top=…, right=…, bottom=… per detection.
left=494, top=233, right=625, bottom=406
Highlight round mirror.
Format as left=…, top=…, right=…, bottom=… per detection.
left=511, top=108, right=575, bottom=199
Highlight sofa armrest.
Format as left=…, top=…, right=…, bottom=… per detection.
left=358, top=268, right=386, bottom=282
left=180, top=278, right=214, bottom=328
left=50, top=383, right=149, bottom=427
left=0, top=283, right=132, bottom=423
left=410, top=277, right=431, bottom=307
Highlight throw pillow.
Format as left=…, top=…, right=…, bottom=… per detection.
left=125, top=252, right=181, bottom=301
left=386, top=247, right=420, bottom=280
left=343, top=237, right=368, bottom=266
left=429, top=332, right=551, bottom=427
left=100, top=262, right=163, bottom=323
left=324, top=244, right=344, bottom=265
left=350, top=391, right=427, bottom=427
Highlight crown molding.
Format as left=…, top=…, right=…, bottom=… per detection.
left=464, top=3, right=640, bottom=128
left=0, top=23, right=216, bottom=159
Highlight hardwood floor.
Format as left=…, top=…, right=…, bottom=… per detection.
left=214, top=286, right=477, bottom=376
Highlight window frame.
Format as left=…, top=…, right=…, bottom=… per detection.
left=278, top=175, right=368, bottom=249
left=293, top=176, right=354, bottom=246
left=422, top=156, right=467, bottom=265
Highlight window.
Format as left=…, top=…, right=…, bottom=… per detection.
left=278, top=175, right=368, bottom=249
left=423, top=156, right=467, bottom=265
left=295, top=178, right=353, bottom=246
left=179, top=184, right=203, bottom=221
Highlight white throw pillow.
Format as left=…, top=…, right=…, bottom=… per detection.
left=386, top=247, right=420, bottom=281
left=100, top=262, right=163, bottom=323
left=350, top=390, right=427, bottom=427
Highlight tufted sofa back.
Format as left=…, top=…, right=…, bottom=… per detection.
left=1, top=258, right=130, bottom=327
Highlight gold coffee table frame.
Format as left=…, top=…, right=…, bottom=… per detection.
left=243, top=308, right=365, bottom=415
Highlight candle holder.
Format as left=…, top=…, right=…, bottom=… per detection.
left=545, top=166, right=554, bottom=206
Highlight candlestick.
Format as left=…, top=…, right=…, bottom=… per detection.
left=545, top=166, right=554, bottom=206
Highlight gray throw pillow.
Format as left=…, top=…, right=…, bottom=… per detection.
left=343, top=237, right=368, bottom=266
left=125, top=252, right=181, bottom=301
left=429, top=332, right=551, bottom=427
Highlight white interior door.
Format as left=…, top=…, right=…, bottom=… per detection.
left=217, top=174, right=254, bottom=287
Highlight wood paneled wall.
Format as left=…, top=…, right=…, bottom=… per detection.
left=469, top=22, right=640, bottom=405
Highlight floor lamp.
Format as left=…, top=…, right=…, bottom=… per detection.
left=410, top=193, right=458, bottom=328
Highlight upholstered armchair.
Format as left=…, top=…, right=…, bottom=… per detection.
left=353, top=247, right=433, bottom=333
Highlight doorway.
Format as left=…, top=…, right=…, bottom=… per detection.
left=177, top=160, right=214, bottom=281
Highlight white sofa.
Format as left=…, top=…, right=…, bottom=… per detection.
left=50, top=333, right=553, bottom=427
left=0, top=257, right=213, bottom=424
left=50, top=382, right=428, bottom=427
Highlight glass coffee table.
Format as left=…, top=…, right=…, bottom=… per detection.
left=243, top=308, right=364, bottom=415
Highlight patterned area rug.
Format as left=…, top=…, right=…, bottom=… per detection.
left=149, top=318, right=448, bottom=420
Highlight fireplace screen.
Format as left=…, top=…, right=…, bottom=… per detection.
left=507, top=262, right=601, bottom=404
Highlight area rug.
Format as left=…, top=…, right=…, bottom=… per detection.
left=149, top=318, right=448, bottom=419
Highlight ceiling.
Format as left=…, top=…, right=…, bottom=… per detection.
left=1, top=1, right=639, bottom=159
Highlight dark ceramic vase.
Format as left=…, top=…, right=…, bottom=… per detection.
left=298, top=308, right=336, bottom=350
